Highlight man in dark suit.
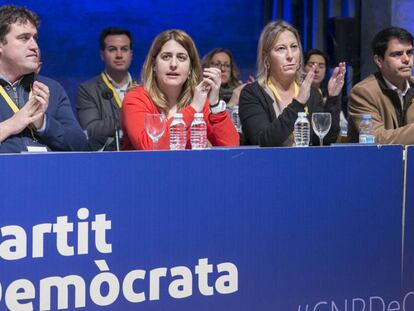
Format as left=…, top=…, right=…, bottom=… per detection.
left=0, top=5, right=88, bottom=153
left=77, top=28, right=134, bottom=151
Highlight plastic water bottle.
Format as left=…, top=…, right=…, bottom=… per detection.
left=294, top=112, right=310, bottom=147
left=231, top=105, right=242, bottom=133
left=190, top=113, right=207, bottom=149
left=359, top=114, right=375, bottom=144
left=170, top=113, right=186, bottom=150
left=339, top=111, right=348, bottom=137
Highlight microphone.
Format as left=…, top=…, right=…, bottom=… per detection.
left=101, top=88, right=120, bottom=151
left=101, top=89, right=113, bottom=100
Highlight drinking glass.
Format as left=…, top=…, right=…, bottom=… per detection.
left=311, top=112, right=331, bottom=146
left=144, top=113, right=167, bottom=150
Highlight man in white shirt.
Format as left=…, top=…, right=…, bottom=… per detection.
left=77, top=27, right=134, bottom=151
left=348, top=26, right=414, bottom=144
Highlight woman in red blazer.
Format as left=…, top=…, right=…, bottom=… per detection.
left=122, top=29, right=239, bottom=150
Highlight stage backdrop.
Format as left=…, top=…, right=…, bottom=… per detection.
left=0, top=145, right=411, bottom=310
left=7, top=0, right=263, bottom=108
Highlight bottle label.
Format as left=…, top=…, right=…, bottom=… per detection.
left=359, top=134, right=375, bottom=144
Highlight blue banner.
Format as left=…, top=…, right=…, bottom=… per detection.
left=0, top=145, right=410, bottom=310
left=404, top=146, right=414, bottom=296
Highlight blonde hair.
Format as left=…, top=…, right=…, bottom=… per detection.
left=141, top=29, right=202, bottom=113
left=256, top=20, right=304, bottom=86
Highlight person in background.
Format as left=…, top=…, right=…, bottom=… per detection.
left=347, top=26, right=414, bottom=144
left=77, top=27, right=135, bottom=151
left=202, top=48, right=253, bottom=143
left=121, top=29, right=239, bottom=150
left=304, top=48, right=348, bottom=139
left=304, top=49, right=329, bottom=101
left=0, top=5, right=88, bottom=153
left=239, top=20, right=345, bottom=147
left=202, top=48, right=252, bottom=107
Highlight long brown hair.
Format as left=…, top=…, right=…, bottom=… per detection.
left=141, top=29, right=202, bottom=113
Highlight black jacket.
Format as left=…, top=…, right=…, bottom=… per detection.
left=239, top=81, right=340, bottom=146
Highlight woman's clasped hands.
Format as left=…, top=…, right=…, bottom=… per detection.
left=192, top=67, right=222, bottom=112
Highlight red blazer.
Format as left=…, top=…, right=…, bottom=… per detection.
left=121, top=86, right=239, bottom=150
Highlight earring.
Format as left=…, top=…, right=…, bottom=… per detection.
left=264, top=62, right=269, bottom=77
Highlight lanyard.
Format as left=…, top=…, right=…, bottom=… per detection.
left=0, top=85, right=21, bottom=113
left=267, top=79, right=308, bottom=115
left=267, top=79, right=299, bottom=102
left=101, top=73, right=131, bottom=108
left=0, top=85, right=37, bottom=140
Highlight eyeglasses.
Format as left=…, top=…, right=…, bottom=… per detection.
left=211, top=62, right=231, bottom=70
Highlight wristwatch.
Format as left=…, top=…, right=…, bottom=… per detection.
left=210, top=99, right=227, bottom=114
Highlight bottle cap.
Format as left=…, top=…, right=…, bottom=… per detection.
left=362, top=114, right=372, bottom=120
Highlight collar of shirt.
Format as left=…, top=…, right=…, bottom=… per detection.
left=104, top=71, right=132, bottom=92
left=0, top=73, right=35, bottom=110
left=0, top=73, right=24, bottom=88
left=0, top=72, right=35, bottom=90
left=383, top=76, right=410, bottom=97
left=104, top=72, right=132, bottom=103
